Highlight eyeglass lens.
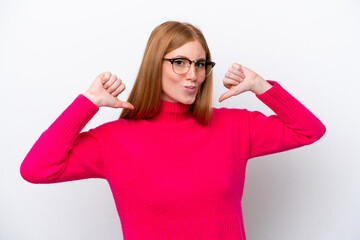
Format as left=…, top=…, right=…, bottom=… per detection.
left=172, top=59, right=213, bottom=76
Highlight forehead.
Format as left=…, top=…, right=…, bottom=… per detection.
left=165, top=40, right=206, bottom=59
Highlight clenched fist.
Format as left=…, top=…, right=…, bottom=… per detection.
left=83, top=72, right=134, bottom=109
left=219, top=63, right=272, bottom=102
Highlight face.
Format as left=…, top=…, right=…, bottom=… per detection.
left=161, top=40, right=206, bottom=105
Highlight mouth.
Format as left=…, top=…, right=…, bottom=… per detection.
left=183, top=85, right=197, bottom=93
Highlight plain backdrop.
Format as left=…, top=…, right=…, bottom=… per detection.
left=1, top=0, right=359, bottom=239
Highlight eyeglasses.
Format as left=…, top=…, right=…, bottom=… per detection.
left=162, top=57, right=216, bottom=77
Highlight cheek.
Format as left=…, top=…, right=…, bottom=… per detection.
left=162, top=68, right=181, bottom=89
left=197, top=77, right=206, bottom=86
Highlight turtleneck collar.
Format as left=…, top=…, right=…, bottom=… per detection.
left=150, top=100, right=193, bottom=123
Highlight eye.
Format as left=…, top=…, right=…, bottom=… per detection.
left=174, top=59, right=186, bottom=66
left=195, top=61, right=206, bottom=68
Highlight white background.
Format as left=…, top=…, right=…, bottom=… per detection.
left=1, top=0, right=359, bottom=239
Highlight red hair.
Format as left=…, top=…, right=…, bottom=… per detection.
left=119, top=21, right=213, bottom=126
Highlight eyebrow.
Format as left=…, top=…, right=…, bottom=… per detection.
left=172, top=55, right=206, bottom=61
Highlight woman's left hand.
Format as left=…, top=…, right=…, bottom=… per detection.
left=219, top=63, right=272, bottom=102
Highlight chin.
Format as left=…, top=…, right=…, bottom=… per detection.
left=179, top=97, right=196, bottom=105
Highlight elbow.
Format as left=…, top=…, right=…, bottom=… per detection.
left=317, top=122, right=326, bottom=140
left=20, top=166, right=55, bottom=184
left=313, top=120, right=326, bottom=141
left=20, top=162, right=40, bottom=184
left=305, top=121, right=327, bottom=145
left=20, top=160, right=54, bottom=184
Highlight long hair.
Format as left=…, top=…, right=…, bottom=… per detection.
left=119, top=21, right=213, bottom=126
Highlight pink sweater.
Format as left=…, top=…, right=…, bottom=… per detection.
left=20, top=80, right=326, bottom=239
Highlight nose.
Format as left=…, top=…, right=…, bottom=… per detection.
left=185, top=62, right=197, bottom=81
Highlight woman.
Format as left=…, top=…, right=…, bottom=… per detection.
left=20, top=21, right=326, bottom=239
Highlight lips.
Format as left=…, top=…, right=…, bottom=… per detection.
left=184, top=85, right=197, bottom=93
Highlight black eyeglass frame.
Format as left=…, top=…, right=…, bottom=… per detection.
left=162, top=57, right=216, bottom=76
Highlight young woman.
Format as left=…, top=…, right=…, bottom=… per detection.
left=21, top=21, right=326, bottom=239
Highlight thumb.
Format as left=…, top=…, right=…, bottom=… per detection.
left=219, top=89, right=236, bottom=103
left=114, top=99, right=135, bottom=110
left=219, top=82, right=250, bottom=102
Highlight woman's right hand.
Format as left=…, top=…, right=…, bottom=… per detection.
left=83, top=72, right=135, bottom=109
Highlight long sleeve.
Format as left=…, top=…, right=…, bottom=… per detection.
left=20, top=94, right=105, bottom=184
left=247, top=80, right=326, bottom=159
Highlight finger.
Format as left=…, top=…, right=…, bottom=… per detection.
left=104, top=71, right=111, bottom=78
left=219, top=89, right=236, bottom=102
left=224, top=83, right=232, bottom=89
left=111, top=83, right=126, bottom=97
left=228, top=67, right=245, bottom=79
left=225, top=72, right=243, bottom=82
left=115, top=100, right=135, bottom=110
left=223, top=77, right=240, bottom=87
left=107, top=78, right=122, bottom=93
left=220, top=81, right=250, bottom=102
left=104, top=74, right=117, bottom=89
left=101, top=71, right=111, bottom=84
left=232, top=63, right=244, bottom=73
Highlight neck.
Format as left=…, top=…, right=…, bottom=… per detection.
left=150, top=100, right=193, bottom=123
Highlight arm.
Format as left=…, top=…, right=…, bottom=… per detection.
left=248, top=80, right=326, bottom=159
left=20, top=71, right=135, bottom=184
left=20, top=94, right=105, bottom=184
left=219, top=63, right=326, bottom=159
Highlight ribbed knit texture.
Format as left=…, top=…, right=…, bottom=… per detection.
left=20, top=80, right=326, bottom=239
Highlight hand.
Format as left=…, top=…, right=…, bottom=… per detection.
left=83, top=72, right=135, bottom=109
left=219, top=63, right=271, bottom=102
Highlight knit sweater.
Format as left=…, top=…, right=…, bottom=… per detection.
left=20, top=80, right=326, bottom=240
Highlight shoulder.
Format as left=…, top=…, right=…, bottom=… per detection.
left=90, top=118, right=137, bottom=136
left=206, top=107, right=254, bottom=134
left=210, top=107, right=250, bottom=127
left=212, top=106, right=248, bottom=118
